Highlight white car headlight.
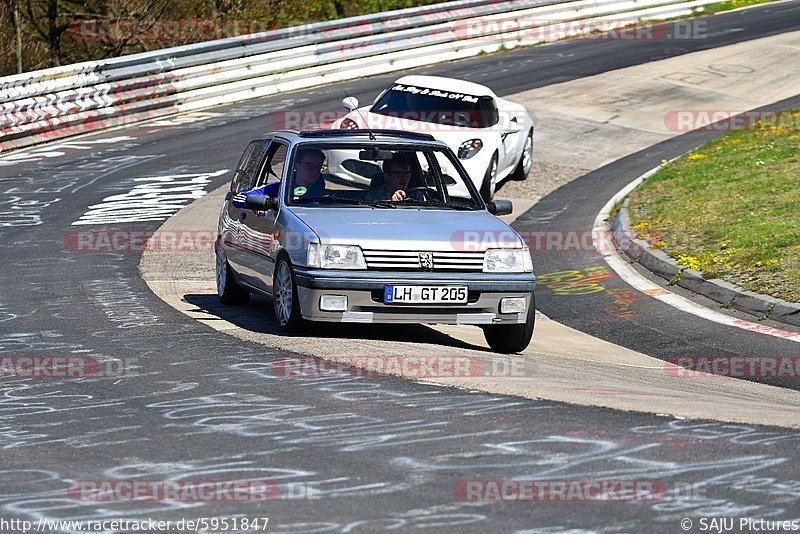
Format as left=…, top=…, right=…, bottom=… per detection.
left=307, top=244, right=367, bottom=269
left=458, top=139, right=483, bottom=159
left=483, top=247, right=533, bottom=273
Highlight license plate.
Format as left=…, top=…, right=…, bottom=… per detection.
left=384, top=285, right=468, bottom=304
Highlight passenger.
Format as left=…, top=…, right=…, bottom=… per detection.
left=232, top=148, right=326, bottom=208
left=290, top=148, right=326, bottom=200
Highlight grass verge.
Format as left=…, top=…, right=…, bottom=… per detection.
left=697, top=0, right=780, bottom=16
left=627, top=110, right=800, bottom=303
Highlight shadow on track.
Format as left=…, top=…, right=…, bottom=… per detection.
left=183, top=292, right=494, bottom=352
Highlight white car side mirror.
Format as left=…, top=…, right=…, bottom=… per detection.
left=342, top=97, right=359, bottom=111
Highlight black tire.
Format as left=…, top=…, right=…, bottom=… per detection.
left=483, top=294, right=535, bottom=353
left=480, top=153, right=498, bottom=202
left=273, top=256, right=304, bottom=332
left=215, top=246, right=250, bottom=305
left=510, top=130, right=533, bottom=181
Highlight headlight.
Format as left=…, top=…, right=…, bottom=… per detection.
left=339, top=118, right=359, bottom=130
left=458, top=139, right=483, bottom=159
left=483, top=247, right=533, bottom=273
left=306, top=244, right=367, bottom=269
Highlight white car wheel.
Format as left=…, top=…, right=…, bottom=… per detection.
left=511, top=130, right=533, bottom=181
left=480, top=153, right=498, bottom=201
left=273, top=257, right=304, bottom=332
left=216, top=246, right=249, bottom=305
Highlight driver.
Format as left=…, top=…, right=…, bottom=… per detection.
left=367, top=154, right=415, bottom=202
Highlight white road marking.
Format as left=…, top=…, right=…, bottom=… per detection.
left=72, top=169, right=228, bottom=225
left=593, top=164, right=800, bottom=344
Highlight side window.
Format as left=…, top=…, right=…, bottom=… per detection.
left=241, top=142, right=269, bottom=190
left=256, top=142, right=289, bottom=187
left=479, top=96, right=499, bottom=127
left=229, top=143, right=255, bottom=193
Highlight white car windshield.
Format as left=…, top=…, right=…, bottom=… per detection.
left=285, top=142, right=483, bottom=210
left=370, top=84, right=499, bottom=128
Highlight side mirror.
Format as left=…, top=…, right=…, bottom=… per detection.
left=244, top=194, right=279, bottom=211
left=342, top=97, right=359, bottom=111
left=487, top=199, right=513, bottom=216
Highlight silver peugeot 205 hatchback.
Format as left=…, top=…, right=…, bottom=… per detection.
left=214, top=129, right=536, bottom=353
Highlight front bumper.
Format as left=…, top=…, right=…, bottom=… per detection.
left=294, top=268, right=535, bottom=324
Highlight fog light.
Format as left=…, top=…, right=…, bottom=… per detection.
left=320, top=295, right=348, bottom=312
left=500, top=297, right=526, bottom=314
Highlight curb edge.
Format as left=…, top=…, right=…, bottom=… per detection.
left=613, top=199, right=800, bottom=327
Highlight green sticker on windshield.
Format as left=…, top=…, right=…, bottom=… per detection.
left=293, top=186, right=307, bottom=196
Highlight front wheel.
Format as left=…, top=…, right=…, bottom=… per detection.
left=273, top=257, right=304, bottom=332
left=480, top=153, right=498, bottom=202
left=483, top=294, right=535, bottom=353
left=216, top=247, right=250, bottom=305
left=510, top=130, right=533, bottom=181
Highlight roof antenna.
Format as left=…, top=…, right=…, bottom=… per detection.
left=345, top=90, right=376, bottom=141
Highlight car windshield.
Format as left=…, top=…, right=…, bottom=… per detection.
left=285, top=142, right=483, bottom=210
left=370, top=83, right=499, bottom=128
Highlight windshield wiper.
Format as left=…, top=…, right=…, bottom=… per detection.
left=293, top=195, right=367, bottom=205
left=366, top=200, right=397, bottom=209
left=400, top=199, right=474, bottom=210
left=293, top=195, right=401, bottom=209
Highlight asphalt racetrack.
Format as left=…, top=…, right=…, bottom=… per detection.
left=1, top=3, right=800, bottom=532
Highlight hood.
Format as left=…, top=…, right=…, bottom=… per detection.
left=288, top=207, right=523, bottom=252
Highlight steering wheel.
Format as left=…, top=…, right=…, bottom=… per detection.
left=405, top=187, right=443, bottom=201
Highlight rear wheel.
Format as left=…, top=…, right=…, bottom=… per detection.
left=483, top=294, right=535, bottom=353
left=510, top=130, right=533, bottom=181
left=216, top=246, right=250, bottom=305
left=273, top=256, right=304, bottom=332
left=480, top=153, right=498, bottom=202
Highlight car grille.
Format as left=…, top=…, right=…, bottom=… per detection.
left=362, top=250, right=485, bottom=272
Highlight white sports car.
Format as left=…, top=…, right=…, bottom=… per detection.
left=330, top=75, right=534, bottom=200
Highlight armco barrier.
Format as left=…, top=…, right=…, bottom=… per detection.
left=0, top=0, right=721, bottom=153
